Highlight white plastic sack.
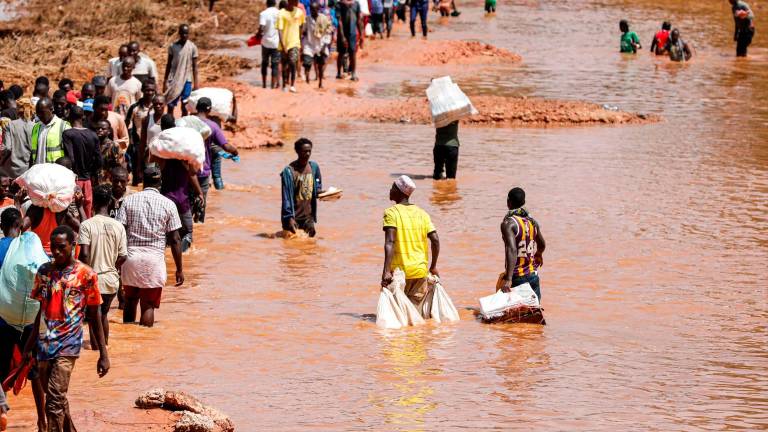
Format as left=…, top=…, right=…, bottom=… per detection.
left=479, top=282, right=540, bottom=320
left=376, top=288, right=406, bottom=329
left=420, top=277, right=460, bottom=323
left=185, top=88, right=234, bottom=119
left=376, top=268, right=425, bottom=328
left=365, top=23, right=373, bottom=36
left=175, top=115, right=212, bottom=140
left=426, top=76, right=479, bottom=128
left=0, top=233, right=49, bottom=331
left=148, top=126, right=206, bottom=172
left=15, top=163, right=76, bottom=212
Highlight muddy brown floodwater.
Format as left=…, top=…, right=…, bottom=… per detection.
left=9, top=0, right=768, bottom=431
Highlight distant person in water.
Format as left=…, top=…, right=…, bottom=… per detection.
left=484, top=0, right=496, bottom=14
left=730, top=0, right=755, bottom=57
left=280, top=138, right=324, bottom=237
left=619, top=19, right=641, bottom=53
left=650, top=21, right=671, bottom=55
left=664, top=29, right=693, bottom=62
left=433, top=120, right=459, bottom=180
left=499, top=187, right=546, bottom=300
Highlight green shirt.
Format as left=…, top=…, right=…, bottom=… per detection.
left=620, top=31, right=640, bottom=53
left=435, top=121, right=460, bottom=147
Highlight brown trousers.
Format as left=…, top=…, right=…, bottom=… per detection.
left=404, top=278, right=428, bottom=305
left=38, top=356, right=78, bottom=432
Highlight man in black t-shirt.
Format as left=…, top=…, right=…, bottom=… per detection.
left=62, top=106, right=102, bottom=218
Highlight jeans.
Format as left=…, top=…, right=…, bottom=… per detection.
left=383, top=7, right=393, bottom=34
left=410, top=3, right=428, bottom=36
left=179, top=207, right=194, bottom=252
left=211, top=152, right=224, bottom=190
left=513, top=273, right=541, bottom=301
left=39, top=356, right=77, bottom=432
left=261, top=46, right=281, bottom=80
left=196, top=175, right=211, bottom=223
left=433, top=145, right=459, bottom=179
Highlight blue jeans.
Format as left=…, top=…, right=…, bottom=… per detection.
left=410, top=3, right=428, bottom=36
left=211, top=152, right=224, bottom=190
left=513, top=273, right=541, bottom=301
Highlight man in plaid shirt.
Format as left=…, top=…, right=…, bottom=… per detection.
left=116, top=165, right=184, bottom=327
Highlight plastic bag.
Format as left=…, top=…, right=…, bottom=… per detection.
left=0, top=233, right=49, bottom=331
left=426, top=76, right=478, bottom=128
left=420, top=276, right=460, bottom=323
left=185, top=88, right=234, bottom=119
left=479, top=282, right=540, bottom=320
left=365, top=23, right=373, bottom=36
left=15, top=163, right=76, bottom=212
left=148, top=126, right=206, bottom=172
left=375, top=268, right=424, bottom=328
left=376, top=288, right=406, bottom=329
left=175, top=115, right=212, bottom=140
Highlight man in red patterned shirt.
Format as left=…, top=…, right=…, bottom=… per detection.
left=24, top=225, right=110, bottom=432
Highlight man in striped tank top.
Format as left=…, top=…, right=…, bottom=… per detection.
left=500, top=187, right=546, bottom=300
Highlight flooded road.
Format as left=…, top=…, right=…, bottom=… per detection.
left=11, top=0, right=768, bottom=430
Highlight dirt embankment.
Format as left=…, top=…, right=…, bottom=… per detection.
left=361, top=39, right=521, bottom=66
left=358, top=96, right=659, bottom=127
left=0, top=0, right=256, bottom=85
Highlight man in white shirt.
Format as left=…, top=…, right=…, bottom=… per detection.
left=127, top=41, right=159, bottom=86
left=105, top=57, right=143, bottom=118
left=106, top=44, right=129, bottom=78
left=259, top=0, right=281, bottom=89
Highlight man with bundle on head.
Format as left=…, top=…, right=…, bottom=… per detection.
left=381, top=175, right=440, bottom=306
left=499, top=187, right=546, bottom=300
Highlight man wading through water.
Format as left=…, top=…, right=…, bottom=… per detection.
left=499, top=187, right=546, bottom=300
left=281, top=138, right=324, bottom=237
left=381, top=175, right=440, bottom=305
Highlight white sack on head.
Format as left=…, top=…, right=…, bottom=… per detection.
left=16, top=163, right=76, bottom=212
left=148, top=126, right=206, bottom=172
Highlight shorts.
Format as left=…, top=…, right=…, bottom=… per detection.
left=337, top=32, right=357, bottom=54
left=167, top=81, right=193, bottom=108
left=261, top=46, right=281, bottom=67
left=302, top=53, right=327, bottom=68
left=284, top=47, right=300, bottom=64
left=404, top=278, right=428, bottom=305
left=123, top=286, right=163, bottom=309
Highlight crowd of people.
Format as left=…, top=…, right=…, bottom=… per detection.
left=0, top=0, right=759, bottom=429
left=620, top=1, right=756, bottom=61
left=0, top=22, right=242, bottom=432
left=256, top=0, right=462, bottom=88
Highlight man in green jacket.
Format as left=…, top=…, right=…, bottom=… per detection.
left=30, top=98, right=70, bottom=165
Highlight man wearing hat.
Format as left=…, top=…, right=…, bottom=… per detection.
left=115, top=165, right=185, bottom=327
left=381, top=175, right=440, bottom=305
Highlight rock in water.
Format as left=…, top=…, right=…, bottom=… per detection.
left=135, top=388, right=166, bottom=408
left=164, top=391, right=235, bottom=432
left=174, top=411, right=216, bottom=432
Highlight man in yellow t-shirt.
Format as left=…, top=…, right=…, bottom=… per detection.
left=381, top=175, right=440, bottom=305
left=277, top=0, right=306, bottom=93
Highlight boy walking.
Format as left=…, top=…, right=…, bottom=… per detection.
left=24, top=226, right=110, bottom=432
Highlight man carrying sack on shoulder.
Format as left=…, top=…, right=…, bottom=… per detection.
left=381, top=175, right=440, bottom=306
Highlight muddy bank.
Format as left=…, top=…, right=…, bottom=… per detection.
left=0, top=0, right=253, bottom=85
left=361, top=39, right=521, bottom=66
left=359, top=96, right=660, bottom=127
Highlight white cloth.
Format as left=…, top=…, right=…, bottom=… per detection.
left=133, top=53, right=159, bottom=79
left=395, top=175, right=416, bottom=196
left=107, top=56, right=122, bottom=78
left=121, top=246, right=168, bottom=288
left=259, top=7, right=281, bottom=49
